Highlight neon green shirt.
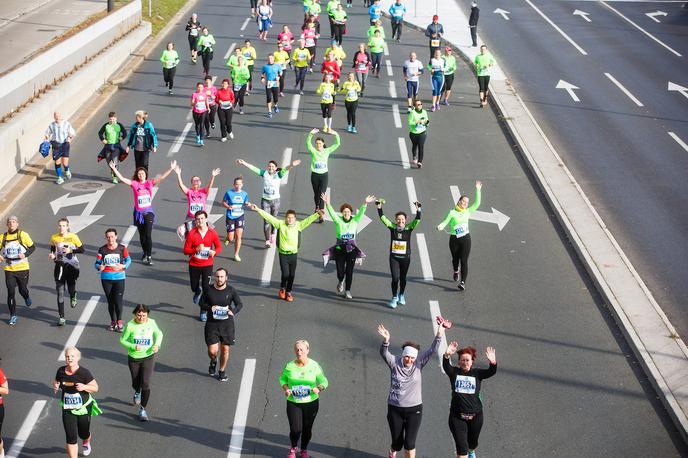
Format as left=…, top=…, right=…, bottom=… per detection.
left=324, top=46, right=346, bottom=62
left=368, top=36, right=385, bottom=53
left=292, top=48, right=312, bottom=67
left=119, top=318, right=163, bottom=359
left=407, top=109, right=429, bottom=134
left=160, top=49, right=180, bottom=69
left=437, top=188, right=481, bottom=237
left=316, top=82, right=336, bottom=104
left=327, top=0, right=339, bottom=16
left=196, top=34, right=216, bottom=51
left=474, top=53, right=495, bottom=77
left=332, top=8, right=347, bottom=22
left=231, top=64, right=251, bottom=85
left=279, top=359, right=329, bottom=403
left=257, top=210, right=319, bottom=254
left=367, top=25, right=385, bottom=40
left=308, top=2, right=322, bottom=15
left=340, top=80, right=361, bottom=102
left=307, top=131, right=340, bottom=173
left=443, top=54, right=457, bottom=75
left=226, top=53, right=241, bottom=69
left=326, top=203, right=367, bottom=243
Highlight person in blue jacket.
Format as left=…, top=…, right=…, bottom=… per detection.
left=126, top=110, right=158, bottom=171
left=389, top=0, right=406, bottom=41
left=368, top=0, right=382, bottom=25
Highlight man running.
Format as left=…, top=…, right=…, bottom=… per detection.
left=1, top=216, right=35, bottom=326
left=204, top=268, right=243, bottom=382
left=97, top=112, right=127, bottom=183
left=222, top=177, right=249, bottom=261
left=261, top=54, right=282, bottom=118
left=389, top=0, right=406, bottom=41
left=44, top=112, right=75, bottom=185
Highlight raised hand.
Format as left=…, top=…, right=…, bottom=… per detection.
left=377, top=324, right=390, bottom=343
left=235, top=158, right=245, bottom=165
left=446, top=341, right=459, bottom=356
left=212, top=168, right=221, bottom=176
left=310, top=128, right=319, bottom=134
left=321, top=192, right=330, bottom=205
left=364, top=195, right=375, bottom=204
left=475, top=180, right=482, bottom=190
left=485, top=346, right=496, bottom=364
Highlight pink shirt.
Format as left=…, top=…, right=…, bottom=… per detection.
left=192, top=92, right=208, bottom=113
left=301, top=29, right=317, bottom=47
left=131, top=179, right=155, bottom=212
left=355, top=52, right=370, bottom=73
left=186, top=188, right=208, bottom=218
left=278, top=31, right=294, bottom=50
left=204, top=85, right=218, bottom=106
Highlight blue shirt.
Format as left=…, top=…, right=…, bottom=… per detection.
left=368, top=3, right=382, bottom=20
left=223, top=189, right=248, bottom=219
left=389, top=3, right=405, bottom=19
left=262, top=63, right=282, bottom=82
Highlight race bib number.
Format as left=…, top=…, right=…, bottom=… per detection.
left=415, top=123, right=426, bottom=133
left=234, top=83, right=243, bottom=91
left=305, top=38, right=315, bottom=47
left=190, top=203, right=204, bottom=213
left=314, top=161, right=327, bottom=170
left=230, top=205, right=243, bottom=217
left=243, top=51, right=252, bottom=58
left=165, top=60, right=176, bottom=69
left=267, top=80, right=278, bottom=88
left=291, top=385, right=311, bottom=399
left=137, top=194, right=152, bottom=208
left=264, top=186, right=276, bottom=196
left=133, top=335, right=152, bottom=348
left=3, top=241, right=23, bottom=258
left=220, top=100, right=232, bottom=109
left=391, top=240, right=407, bottom=255
left=430, top=39, right=440, bottom=47
left=195, top=101, right=206, bottom=111
left=453, top=223, right=468, bottom=237
left=340, top=233, right=354, bottom=241
left=282, top=40, right=290, bottom=47
left=102, top=253, right=120, bottom=266
left=212, top=306, right=230, bottom=320
left=63, top=393, right=83, bottom=410
left=195, top=248, right=210, bottom=260
left=190, top=28, right=198, bottom=36
left=358, top=63, right=367, bottom=71
left=322, top=91, right=331, bottom=100
left=454, top=375, right=477, bottom=394
left=347, top=90, right=357, bottom=99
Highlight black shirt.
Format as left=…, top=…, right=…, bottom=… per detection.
left=469, top=6, right=480, bottom=26
left=443, top=357, right=496, bottom=414
left=204, top=284, right=243, bottom=322
left=378, top=208, right=420, bottom=258
left=55, top=366, right=94, bottom=406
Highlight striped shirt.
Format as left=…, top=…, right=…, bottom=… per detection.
left=45, top=120, right=75, bottom=143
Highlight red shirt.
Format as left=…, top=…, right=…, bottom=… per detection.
left=216, top=88, right=236, bottom=109
left=183, top=226, right=222, bottom=267
left=321, top=60, right=340, bottom=80
left=0, top=368, right=6, bottom=405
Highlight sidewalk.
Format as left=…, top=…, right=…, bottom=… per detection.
left=381, top=0, right=688, bottom=443
left=0, top=0, right=106, bottom=75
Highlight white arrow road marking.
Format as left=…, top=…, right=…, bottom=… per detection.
left=290, top=94, right=301, bottom=121
left=398, top=137, right=410, bottom=169
left=450, top=186, right=510, bottom=230
left=668, top=81, right=688, bottom=100
left=65, top=215, right=106, bottom=234
left=493, top=8, right=510, bottom=20
left=417, top=234, right=434, bottom=281
left=168, top=122, right=193, bottom=157
left=58, top=296, right=101, bottom=361
left=556, top=79, right=581, bottom=102
left=573, top=9, right=591, bottom=22
left=281, top=147, right=293, bottom=184
left=392, top=104, right=402, bottom=128
left=322, top=187, right=372, bottom=231
left=604, top=73, right=644, bottom=106
left=525, top=0, right=587, bottom=55
left=645, top=10, right=667, bottom=23
left=224, top=42, right=237, bottom=60
left=429, top=300, right=448, bottom=370
left=5, top=400, right=48, bottom=458
left=227, top=359, right=257, bottom=458
left=50, top=190, right=105, bottom=215
left=668, top=132, right=688, bottom=153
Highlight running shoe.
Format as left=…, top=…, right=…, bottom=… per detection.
left=211, top=123, right=215, bottom=129
left=345, top=291, right=353, bottom=299
left=288, top=448, right=297, bottom=458
left=239, top=108, right=245, bottom=115
left=300, top=450, right=309, bottom=458
left=199, top=139, right=204, bottom=146
left=452, top=270, right=459, bottom=282
left=141, top=253, right=147, bottom=262
left=351, top=127, right=358, bottom=133
left=308, top=68, right=313, bottom=73
left=224, top=238, right=230, bottom=246
left=8, top=315, right=16, bottom=326
left=221, top=137, right=227, bottom=142
left=234, top=254, right=242, bottom=262
left=196, top=135, right=201, bottom=144
left=388, top=451, right=396, bottom=458
left=25, top=296, right=32, bottom=307
left=229, top=132, right=235, bottom=139
left=56, top=177, right=65, bottom=185
left=112, top=177, right=119, bottom=184
left=117, top=320, right=124, bottom=332
left=280, top=91, right=285, bottom=97
left=58, top=317, right=66, bottom=326
left=108, top=321, right=116, bottom=331
left=431, top=105, right=437, bottom=112
left=169, top=89, right=173, bottom=95
left=346, top=124, right=351, bottom=132
left=458, top=281, right=466, bottom=291
left=146, top=256, right=154, bottom=266
left=443, top=99, right=450, bottom=106
left=407, top=106, right=412, bottom=112
left=278, top=288, right=287, bottom=300
left=388, top=296, right=398, bottom=309
left=133, top=390, right=141, bottom=405
left=138, top=407, right=149, bottom=422
left=218, top=370, right=228, bottom=382
left=274, top=106, right=280, bottom=113
left=199, top=311, right=207, bottom=322
left=336, top=280, right=344, bottom=293
left=299, top=90, right=304, bottom=95
left=468, top=451, right=476, bottom=458
left=398, top=294, right=405, bottom=305
left=209, top=359, right=217, bottom=375
left=417, top=162, right=422, bottom=169
left=267, top=112, right=273, bottom=118
left=193, top=288, right=203, bottom=304
left=412, top=158, right=418, bottom=167
left=70, top=295, right=77, bottom=308
left=82, top=441, right=92, bottom=456
left=286, top=292, right=294, bottom=302
left=65, top=170, right=72, bottom=179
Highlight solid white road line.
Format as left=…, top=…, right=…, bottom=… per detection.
left=168, top=122, right=193, bottom=157
left=6, top=400, right=48, bottom=458
left=524, top=0, right=588, bottom=56
left=417, top=234, right=434, bottom=281
left=121, top=225, right=137, bottom=246
left=260, top=245, right=276, bottom=286
left=227, top=358, right=257, bottom=458
left=386, top=60, right=393, bottom=77
left=429, top=300, right=448, bottom=370
left=282, top=147, right=293, bottom=183
left=668, top=132, right=688, bottom=152
left=604, top=73, right=644, bottom=107
left=58, top=296, right=100, bottom=361
left=290, top=94, right=301, bottom=120
left=392, top=104, right=402, bottom=128
left=601, top=1, right=681, bottom=57
left=207, top=188, right=224, bottom=226
left=398, top=137, right=410, bottom=169
left=405, top=177, right=417, bottom=211
left=224, top=42, right=237, bottom=60
left=240, top=17, right=250, bottom=31
left=388, top=81, right=397, bottom=99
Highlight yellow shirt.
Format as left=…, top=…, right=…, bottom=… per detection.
left=50, top=232, right=83, bottom=267
left=324, top=47, right=346, bottom=62
left=1, top=231, right=34, bottom=272
left=241, top=46, right=257, bottom=66
left=317, top=82, right=336, bottom=103
left=340, top=80, right=361, bottom=102
left=273, top=50, right=290, bottom=69
left=292, top=48, right=312, bottom=67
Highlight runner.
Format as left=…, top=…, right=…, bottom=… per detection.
left=273, top=43, right=291, bottom=97
left=183, top=210, right=222, bottom=321
left=261, top=54, right=283, bottom=118
left=222, top=177, right=250, bottom=261
left=407, top=99, right=429, bottom=168
left=250, top=204, right=321, bottom=301
left=368, top=0, right=382, bottom=25
left=403, top=52, right=423, bottom=111
left=377, top=200, right=421, bottom=308
left=428, top=48, right=445, bottom=111
left=97, top=112, right=127, bottom=183
left=1, top=216, right=34, bottom=326
left=474, top=45, right=495, bottom=107
left=49, top=218, right=84, bottom=326
left=203, top=76, right=218, bottom=138
left=160, top=42, right=180, bottom=94
left=441, top=46, right=457, bottom=106
left=197, top=27, right=216, bottom=77
left=250, top=0, right=258, bottom=17
left=377, top=321, right=447, bottom=458
left=216, top=79, right=236, bottom=141
left=303, top=0, right=313, bottom=18
left=240, top=40, right=257, bottom=92
left=95, top=228, right=130, bottom=331
left=316, top=73, right=336, bottom=133
left=231, top=56, right=251, bottom=115
left=278, top=25, right=295, bottom=53
left=120, top=304, right=163, bottom=421
left=324, top=40, right=346, bottom=66
left=340, top=72, right=361, bottom=133
left=326, top=0, right=339, bottom=39
left=257, top=0, right=273, bottom=41
left=235, top=158, right=301, bottom=247
left=292, top=40, right=311, bottom=95
left=185, top=13, right=202, bottom=63
left=301, top=21, right=319, bottom=72
left=306, top=0, right=322, bottom=32
left=109, top=160, right=177, bottom=265
left=352, top=43, right=371, bottom=95
left=125, top=110, right=158, bottom=170
left=367, top=19, right=385, bottom=41
left=191, top=82, right=209, bottom=146
left=389, top=0, right=406, bottom=41
left=425, top=15, right=444, bottom=60
left=0, top=360, right=7, bottom=458
left=368, top=29, right=385, bottom=78
left=174, top=166, right=220, bottom=237
left=436, top=180, right=482, bottom=290
left=53, top=347, right=101, bottom=458
left=321, top=193, right=374, bottom=299
left=279, top=340, right=329, bottom=458
left=226, top=47, right=243, bottom=76
left=307, top=128, right=340, bottom=219
left=443, top=341, right=497, bottom=458
left=204, top=267, right=243, bottom=382
left=44, top=111, right=75, bottom=185
left=331, top=3, right=347, bottom=45
left=321, top=51, right=341, bottom=89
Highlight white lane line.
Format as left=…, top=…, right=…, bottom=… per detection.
left=58, top=296, right=100, bottom=361
left=524, top=0, right=588, bottom=56
left=6, top=400, right=48, bottom=458
left=224, top=42, right=237, bottom=60
left=604, top=73, right=644, bottom=107
left=260, top=245, right=276, bottom=286
left=388, top=81, right=397, bottom=99
left=417, top=234, right=434, bottom=281
left=668, top=132, right=688, bottom=152
left=398, top=137, right=410, bottom=169
left=290, top=94, right=301, bottom=120
left=601, top=1, right=681, bottom=57
left=121, top=225, right=137, bottom=246
left=405, top=177, right=417, bottom=211
left=429, top=300, right=448, bottom=370
left=383, top=43, right=389, bottom=56
left=385, top=60, right=393, bottom=77
left=281, top=147, right=293, bottom=184
left=240, top=18, right=250, bottom=31
left=207, top=188, right=224, bottom=226
left=450, top=185, right=461, bottom=203
left=168, top=122, right=193, bottom=157
left=186, top=110, right=192, bottom=122
left=227, top=358, right=257, bottom=458
left=392, top=104, right=402, bottom=128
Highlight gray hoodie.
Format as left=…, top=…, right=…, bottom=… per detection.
left=380, top=336, right=441, bottom=407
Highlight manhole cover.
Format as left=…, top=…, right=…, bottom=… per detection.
left=62, top=180, right=115, bottom=192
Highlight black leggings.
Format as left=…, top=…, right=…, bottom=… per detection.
left=334, top=248, right=356, bottom=291
left=101, top=279, right=124, bottom=321
left=409, top=132, right=426, bottom=163
left=287, top=399, right=319, bottom=449
left=193, top=111, right=207, bottom=139
left=391, top=19, right=403, bottom=39
left=128, top=354, right=156, bottom=408
left=279, top=253, right=297, bottom=292
left=235, top=85, right=247, bottom=107
left=310, top=172, right=328, bottom=210
left=162, top=67, right=176, bottom=90
left=279, top=70, right=287, bottom=93
left=371, top=52, right=383, bottom=74
left=248, top=65, right=254, bottom=89
left=449, top=234, right=471, bottom=282
left=295, top=66, right=307, bottom=90
left=478, top=75, right=490, bottom=93
left=5, top=269, right=30, bottom=316
left=54, top=263, right=79, bottom=318
left=390, top=255, right=410, bottom=296
left=189, top=264, right=213, bottom=310
left=218, top=107, right=233, bottom=138
left=333, top=24, right=345, bottom=45
left=307, top=46, right=317, bottom=67
left=62, top=403, right=92, bottom=444
left=204, top=105, right=218, bottom=135
left=387, top=404, right=423, bottom=451
left=135, top=212, right=154, bottom=257
left=320, top=103, right=333, bottom=119
left=201, top=49, right=213, bottom=75
left=345, top=100, right=358, bottom=127
left=134, top=149, right=150, bottom=170
left=449, top=410, right=484, bottom=455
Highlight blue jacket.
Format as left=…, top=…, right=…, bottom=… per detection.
left=389, top=3, right=405, bottom=19
left=127, top=120, right=158, bottom=151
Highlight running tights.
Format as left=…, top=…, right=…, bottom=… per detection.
left=310, top=172, right=328, bottom=210
left=333, top=24, right=345, bottom=45
left=261, top=198, right=280, bottom=241
left=334, top=248, right=356, bottom=291
left=391, top=19, right=403, bottom=40
left=449, top=233, right=471, bottom=282
left=355, top=72, right=368, bottom=93
left=409, top=132, right=426, bottom=163
left=189, top=264, right=213, bottom=311
left=193, top=111, right=207, bottom=139
left=204, top=105, right=218, bottom=135
left=235, top=85, right=247, bottom=107
left=201, top=50, right=213, bottom=75
left=62, top=405, right=92, bottom=444
left=371, top=52, right=383, bottom=74
left=101, top=279, right=124, bottom=322
left=387, top=404, right=423, bottom=452
left=54, top=263, right=78, bottom=318
left=389, top=255, right=410, bottom=297
left=287, top=399, right=319, bottom=449
left=345, top=100, right=358, bottom=127
left=218, top=107, right=233, bottom=138
left=135, top=212, right=154, bottom=257
left=279, top=253, right=297, bottom=292
left=134, top=149, right=150, bottom=171
left=162, top=67, right=176, bottom=90
left=5, top=270, right=29, bottom=316
left=128, top=354, right=156, bottom=408
left=295, top=67, right=307, bottom=91
left=449, top=410, right=484, bottom=455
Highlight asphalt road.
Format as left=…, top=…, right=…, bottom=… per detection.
left=469, top=0, right=688, bottom=340
left=0, top=0, right=686, bottom=456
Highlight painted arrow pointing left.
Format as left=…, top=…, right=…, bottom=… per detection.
left=50, top=190, right=105, bottom=234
